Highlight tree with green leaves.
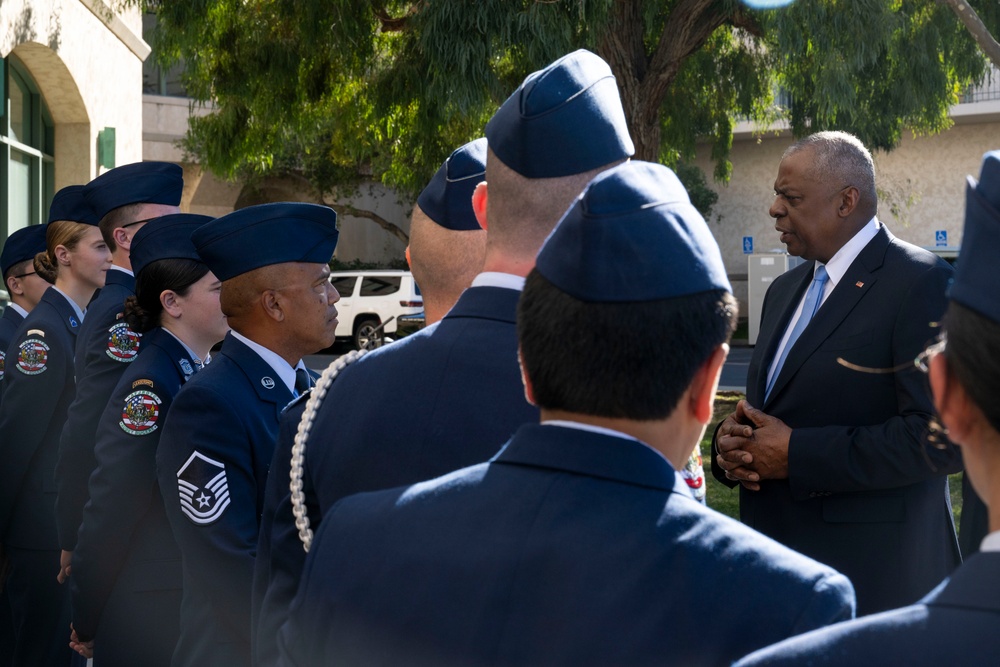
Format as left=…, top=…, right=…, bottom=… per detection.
left=144, top=0, right=997, bottom=236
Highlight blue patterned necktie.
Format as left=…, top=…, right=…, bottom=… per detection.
left=294, top=367, right=311, bottom=396
left=766, top=265, right=829, bottom=400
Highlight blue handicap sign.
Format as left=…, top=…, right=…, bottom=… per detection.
left=743, top=236, right=754, bottom=254
left=935, top=230, right=947, bottom=247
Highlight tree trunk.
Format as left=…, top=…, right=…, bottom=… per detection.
left=940, top=0, right=1000, bottom=69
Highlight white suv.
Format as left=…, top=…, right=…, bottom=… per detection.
left=329, top=270, right=423, bottom=349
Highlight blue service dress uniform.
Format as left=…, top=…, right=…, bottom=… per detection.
left=0, top=304, right=24, bottom=384
left=70, top=327, right=200, bottom=667
left=0, top=287, right=84, bottom=666
left=0, top=303, right=25, bottom=666
left=55, top=269, right=139, bottom=552
left=254, top=283, right=539, bottom=665
left=278, top=423, right=855, bottom=667
left=158, top=332, right=294, bottom=666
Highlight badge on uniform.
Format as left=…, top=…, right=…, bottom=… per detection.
left=176, top=451, right=231, bottom=525
left=16, top=338, right=49, bottom=375
left=0, top=350, right=5, bottom=380
left=179, top=358, right=194, bottom=377
left=119, top=389, right=162, bottom=435
left=106, top=321, right=140, bottom=362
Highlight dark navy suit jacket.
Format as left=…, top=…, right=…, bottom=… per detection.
left=158, top=332, right=293, bottom=667
left=254, top=285, right=539, bottom=665
left=278, top=423, right=855, bottom=667
left=712, top=227, right=961, bottom=614
left=0, top=287, right=81, bottom=549
left=55, top=269, right=138, bottom=550
left=735, top=551, right=1000, bottom=666
left=71, top=328, right=199, bottom=666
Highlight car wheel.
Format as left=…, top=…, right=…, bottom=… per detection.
left=354, top=318, right=383, bottom=350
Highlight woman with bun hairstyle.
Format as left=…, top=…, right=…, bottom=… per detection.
left=0, top=185, right=109, bottom=667
left=68, top=214, right=227, bottom=666
left=736, top=151, right=1000, bottom=666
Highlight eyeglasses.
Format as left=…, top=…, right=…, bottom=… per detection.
left=121, top=217, right=158, bottom=229
left=914, top=336, right=947, bottom=374
left=13, top=270, right=37, bottom=279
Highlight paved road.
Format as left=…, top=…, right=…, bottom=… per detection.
left=307, top=341, right=754, bottom=394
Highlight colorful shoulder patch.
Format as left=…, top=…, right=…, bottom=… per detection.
left=176, top=451, right=231, bottom=525
left=119, top=388, right=162, bottom=435
left=106, top=321, right=140, bottom=362
left=16, top=338, right=50, bottom=375
left=0, top=350, right=5, bottom=380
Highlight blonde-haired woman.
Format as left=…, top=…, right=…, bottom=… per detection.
left=0, top=185, right=110, bottom=667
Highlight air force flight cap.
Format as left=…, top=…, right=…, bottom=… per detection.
left=949, top=151, right=1000, bottom=321
left=416, top=138, right=487, bottom=231
left=1, top=224, right=49, bottom=278
left=83, top=161, right=184, bottom=220
left=535, top=160, right=731, bottom=303
left=130, top=214, right=215, bottom=277
left=485, top=49, right=634, bottom=179
left=191, top=202, right=339, bottom=281
left=49, top=185, right=99, bottom=226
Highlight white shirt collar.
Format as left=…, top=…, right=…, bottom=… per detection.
left=162, top=328, right=206, bottom=367
left=980, top=530, right=1000, bottom=553
left=8, top=303, right=28, bottom=318
left=109, top=264, right=134, bottom=278
left=230, top=330, right=305, bottom=394
left=52, top=286, right=87, bottom=323
left=540, top=419, right=673, bottom=467
left=471, top=272, right=525, bottom=292
left=817, top=217, right=880, bottom=290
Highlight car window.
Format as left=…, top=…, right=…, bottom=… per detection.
left=330, top=276, right=358, bottom=297
left=360, top=276, right=401, bottom=297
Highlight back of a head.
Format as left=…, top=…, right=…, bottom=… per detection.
left=483, top=50, right=634, bottom=259
left=518, top=161, right=736, bottom=421
left=945, top=150, right=1000, bottom=433
left=411, top=138, right=488, bottom=311
left=785, top=131, right=878, bottom=219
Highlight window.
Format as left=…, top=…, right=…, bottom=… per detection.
left=360, top=276, right=401, bottom=297
left=1, top=55, right=55, bottom=244
left=330, top=276, right=359, bottom=298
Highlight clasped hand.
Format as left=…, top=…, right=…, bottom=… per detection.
left=715, top=400, right=792, bottom=491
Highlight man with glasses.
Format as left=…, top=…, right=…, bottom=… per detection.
left=713, top=131, right=961, bottom=615
left=54, top=162, right=184, bottom=585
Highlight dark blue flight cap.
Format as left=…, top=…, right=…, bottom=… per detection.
left=49, top=185, right=99, bottom=225
left=535, top=160, right=731, bottom=303
left=83, top=161, right=184, bottom=220
left=949, top=151, right=1000, bottom=322
left=485, top=49, right=634, bottom=179
left=191, top=202, right=339, bottom=282
left=130, top=214, right=215, bottom=277
left=1, top=224, right=48, bottom=278
left=416, top=138, right=487, bottom=231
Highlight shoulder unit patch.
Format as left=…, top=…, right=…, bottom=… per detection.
left=106, top=321, right=140, bottom=362
left=119, top=389, right=162, bottom=435
left=176, top=451, right=231, bottom=525
left=16, top=338, right=49, bottom=375
left=0, top=350, right=5, bottom=380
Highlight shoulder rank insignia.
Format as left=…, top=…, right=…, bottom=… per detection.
left=120, top=389, right=162, bottom=435
left=176, top=451, right=231, bottom=525
left=106, top=321, right=140, bottom=362
left=16, top=338, right=49, bottom=375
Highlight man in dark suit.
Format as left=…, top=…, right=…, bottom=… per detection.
left=277, top=160, right=855, bottom=667
left=734, top=150, right=1000, bottom=667
left=252, top=49, right=634, bottom=665
left=713, top=131, right=961, bottom=615
left=156, top=203, right=339, bottom=666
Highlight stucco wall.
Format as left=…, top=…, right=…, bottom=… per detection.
left=1, top=0, right=146, bottom=186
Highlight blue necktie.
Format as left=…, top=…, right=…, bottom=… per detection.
left=766, top=265, right=829, bottom=400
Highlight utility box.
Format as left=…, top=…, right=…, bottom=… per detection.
left=748, top=253, right=805, bottom=345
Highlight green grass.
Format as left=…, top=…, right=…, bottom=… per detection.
left=702, top=392, right=966, bottom=531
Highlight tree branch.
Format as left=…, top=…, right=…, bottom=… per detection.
left=939, top=0, right=1000, bottom=68
left=372, top=1, right=424, bottom=33
left=328, top=203, right=410, bottom=244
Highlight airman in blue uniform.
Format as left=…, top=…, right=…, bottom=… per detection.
left=67, top=214, right=224, bottom=666
left=0, top=187, right=108, bottom=667
left=157, top=203, right=339, bottom=666
left=278, top=161, right=856, bottom=667
left=54, top=162, right=184, bottom=587
left=255, top=49, right=634, bottom=665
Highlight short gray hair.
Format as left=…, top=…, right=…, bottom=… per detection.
left=785, top=131, right=877, bottom=209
